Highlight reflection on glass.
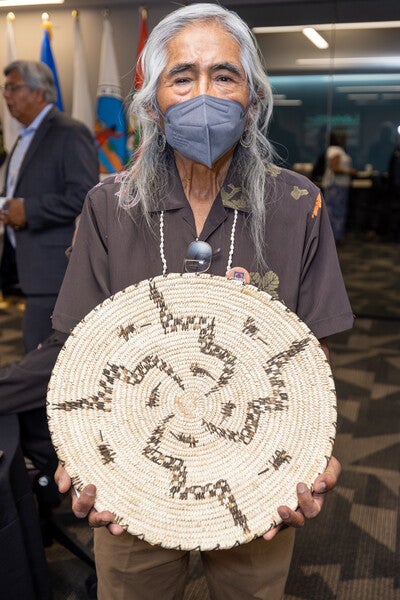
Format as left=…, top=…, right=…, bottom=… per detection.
left=269, top=73, right=400, bottom=172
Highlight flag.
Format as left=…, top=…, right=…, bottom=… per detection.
left=127, top=7, right=148, bottom=158
left=95, top=15, right=127, bottom=174
left=40, top=16, right=64, bottom=111
left=133, top=7, right=148, bottom=91
left=3, top=13, right=20, bottom=152
left=72, top=11, right=94, bottom=131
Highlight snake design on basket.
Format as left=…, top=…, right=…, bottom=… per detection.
left=53, top=279, right=312, bottom=537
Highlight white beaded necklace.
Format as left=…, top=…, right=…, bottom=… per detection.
left=159, top=209, right=238, bottom=276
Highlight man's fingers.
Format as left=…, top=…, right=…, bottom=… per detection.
left=263, top=524, right=282, bottom=541
left=87, top=511, right=124, bottom=535
left=263, top=457, right=342, bottom=541
left=278, top=505, right=306, bottom=528
left=297, top=483, right=322, bottom=519
left=55, top=464, right=71, bottom=494
left=72, top=484, right=96, bottom=518
left=314, top=456, right=341, bottom=494
left=88, top=509, right=115, bottom=528
left=53, top=465, right=122, bottom=534
left=107, top=523, right=125, bottom=536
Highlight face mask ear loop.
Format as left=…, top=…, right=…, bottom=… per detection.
left=153, top=102, right=167, bottom=152
left=240, top=99, right=253, bottom=148
left=157, top=131, right=167, bottom=153
left=244, top=90, right=260, bottom=119
left=240, top=129, right=252, bottom=148
left=155, top=101, right=165, bottom=121
left=240, top=93, right=258, bottom=148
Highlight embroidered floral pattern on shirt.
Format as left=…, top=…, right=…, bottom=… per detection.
left=250, top=271, right=280, bottom=298
left=221, top=184, right=247, bottom=211
left=291, top=186, right=309, bottom=200
left=265, top=164, right=282, bottom=178
left=312, top=193, right=322, bottom=218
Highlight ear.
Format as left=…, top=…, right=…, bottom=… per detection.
left=146, top=102, right=165, bottom=129
left=246, top=95, right=259, bottom=119
left=34, top=87, right=47, bottom=104
left=146, top=105, right=159, bottom=120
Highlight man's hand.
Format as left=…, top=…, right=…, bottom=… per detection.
left=2, top=198, right=27, bottom=229
left=263, top=455, right=341, bottom=541
left=55, top=464, right=124, bottom=535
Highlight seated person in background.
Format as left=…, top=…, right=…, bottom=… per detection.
left=0, top=330, right=66, bottom=475
left=0, top=219, right=80, bottom=530
left=0, top=330, right=65, bottom=549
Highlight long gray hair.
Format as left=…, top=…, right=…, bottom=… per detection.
left=121, top=3, right=276, bottom=266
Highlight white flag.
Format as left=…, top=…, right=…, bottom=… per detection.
left=3, top=14, right=20, bottom=152
left=72, top=13, right=94, bottom=130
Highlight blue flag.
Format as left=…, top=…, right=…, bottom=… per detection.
left=40, top=25, right=64, bottom=111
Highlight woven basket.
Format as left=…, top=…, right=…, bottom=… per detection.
left=47, top=273, right=336, bottom=550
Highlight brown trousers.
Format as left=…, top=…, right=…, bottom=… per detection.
left=93, top=526, right=295, bottom=600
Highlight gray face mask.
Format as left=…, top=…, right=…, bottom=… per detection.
left=163, top=94, right=245, bottom=168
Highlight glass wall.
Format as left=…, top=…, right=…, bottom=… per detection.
left=254, top=20, right=400, bottom=245
left=268, top=73, right=400, bottom=173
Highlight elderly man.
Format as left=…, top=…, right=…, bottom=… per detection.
left=54, top=4, right=353, bottom=599
left=0, top=61, right=98, bottom=351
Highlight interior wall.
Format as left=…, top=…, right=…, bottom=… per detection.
left=0, top=5, right=170, bottom=117
left=1, top=0, right=400, bottom=119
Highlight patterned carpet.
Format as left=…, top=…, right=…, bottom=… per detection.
left=0, top=239, right=399, bottom=600
left=286, top=318, right=400, bottom=600
left=337, top=240, right=400, bottom=320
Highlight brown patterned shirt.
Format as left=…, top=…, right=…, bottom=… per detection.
left=52, top=162, right=354, bottom=340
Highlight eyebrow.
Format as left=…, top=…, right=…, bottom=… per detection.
left=167, top=63, right=196, bottom=77
left=166, top=61, right=244, bottom=78
left=211, top=62, right=243, bottom=77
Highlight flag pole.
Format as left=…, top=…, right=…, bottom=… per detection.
left=41, top=11, right=51, bottom=38
left=71, top=8, right=94, bottom=130
left=3, top=11, right=20, bottom=152
left=40, top=12, right=64, bottom=111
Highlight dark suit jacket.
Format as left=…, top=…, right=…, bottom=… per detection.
left=3, top=106, right=99, bottom=296
left=0, top=330, right=67, bottom=473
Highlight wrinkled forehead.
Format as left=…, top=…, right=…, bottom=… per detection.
left=165, top=19, right=242, bottom=59
left=161, top=20, right=246, bottom=80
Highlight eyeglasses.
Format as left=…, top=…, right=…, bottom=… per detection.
left=0, top=83, right=28, bottom=94
left=183, top=240, right=213, bottom=273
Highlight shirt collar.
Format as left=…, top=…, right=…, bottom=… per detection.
left=155, top=152, right=249, bottom=214
left=20, top=103, right=53, bottom=137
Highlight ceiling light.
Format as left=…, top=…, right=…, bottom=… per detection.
left=296, top=56, right=400, bottom=67
left=347, top=93, right=379, bottom=101
left=302, top=27, right=329, bottom=49
left=253, top=21, right=400, bottom=34
left=336, top=85, right=400, bottom=92
left=0, top=0, right=64, bottom=6
left=273, top=99, right=302, bottom=106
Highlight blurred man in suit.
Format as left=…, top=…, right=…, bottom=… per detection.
left=0, top=60, right=98, bottom=351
